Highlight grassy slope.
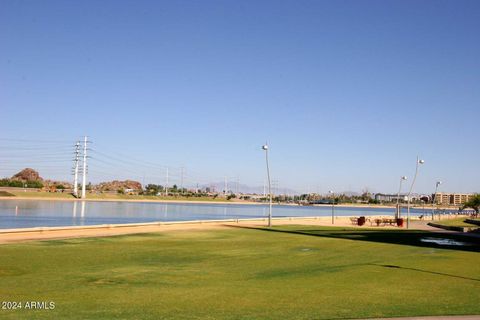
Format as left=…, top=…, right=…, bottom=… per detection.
left=433, top=217, right=478, bottom=227
left=0, top=226, right=479, bottom=319
left=3, top=191, right=75, bottom=199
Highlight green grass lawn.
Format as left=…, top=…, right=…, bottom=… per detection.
left=433, top=217, right=478, bottom=227
left=2, top=190, right=76, bottom=199
left=0, top=226, right=479, bottom=319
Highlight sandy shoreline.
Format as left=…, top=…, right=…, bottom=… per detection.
left=0, top=216, right=447, bottom=244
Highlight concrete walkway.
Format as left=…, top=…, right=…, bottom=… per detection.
left=360, top=316, right=480, bottom=320
left=409, top=220, right=480, bottom=238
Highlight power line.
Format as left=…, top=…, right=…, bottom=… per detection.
left=90, top=148, right=168, bottom=170
left=0, top=137, right=254, bottom=193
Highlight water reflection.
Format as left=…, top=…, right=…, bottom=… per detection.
left=420, top=237, right=472, bottom=246
left=0, top=199, right=427, bottom=229
left=80, top=201, right=85, bottom=219
left=72, top=201, right=77, bottom=218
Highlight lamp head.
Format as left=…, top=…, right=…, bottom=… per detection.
left=418, top=159, right=425, bottom=164
left=329, top=190, right=333, bottom=194
left=436, top=181, right=442, bottom=186
left=401, top=176, right=407, bottom=180
left=262, top=144, right=268, bottom=151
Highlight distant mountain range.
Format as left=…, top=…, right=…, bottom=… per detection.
left=192, top=183, right=377, bottom=196
left=192, top=182, right=375, bottom=196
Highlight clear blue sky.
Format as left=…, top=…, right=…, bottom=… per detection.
left=1, top=0, right=479, bottom=194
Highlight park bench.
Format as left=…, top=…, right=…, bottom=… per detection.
left=382, top=218, right=397, bottom=226
left=370, top=218, right=398, bottom=226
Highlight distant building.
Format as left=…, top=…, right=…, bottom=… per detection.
left=374, top=194, right=407, bottom=202
left=433, top=193, right=474, bottom=206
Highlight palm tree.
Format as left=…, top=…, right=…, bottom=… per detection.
left=461, top=194, right=480, bottom=217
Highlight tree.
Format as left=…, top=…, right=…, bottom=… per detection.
left=462, top=194, right=480, bottom=216
left=26, top=180, right=43, bottom=188
left=361, top=188, right=372, bottom=201
left=144, top=184, right=163, bottom=195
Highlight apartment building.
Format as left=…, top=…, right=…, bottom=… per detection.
left=433, top=192, right=474, bottom=206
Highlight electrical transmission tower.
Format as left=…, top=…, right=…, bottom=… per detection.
left=272, top=179, right=279, bottom=196
left=72, top=141, right=80, bottom=198
left=180, top=167, right=184, bottom=194
left=165, top=167, right=169, bottom=196
left=224, top=176, right=228, bottom=195
left=81, top=136, right=89, bottom=199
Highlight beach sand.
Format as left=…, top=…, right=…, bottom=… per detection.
left=0, top=216, right=445, bottom=244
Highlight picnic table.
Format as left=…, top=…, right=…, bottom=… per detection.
left=370, top=218, right=397, bottom=226
left=351, top=217, right=401, bottom=227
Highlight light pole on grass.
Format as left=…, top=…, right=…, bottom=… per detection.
left=432, top=181, right=442, bottom=220
left=262, top=143, right=272, bottom=227
left=406, top=156, right=425, bottom=229
left=329, top=190, right=335, bottom=224
left=396, top=176, right=408, bottom=219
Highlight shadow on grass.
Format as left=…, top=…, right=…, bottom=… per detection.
left=371, top=264, right=480, bottom=282
left=226, top=225, right=480, bottom=253
left=226, top=225, right=480, bottom=282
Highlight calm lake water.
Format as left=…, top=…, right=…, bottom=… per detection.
left=0, top=200, right=428, bottom=229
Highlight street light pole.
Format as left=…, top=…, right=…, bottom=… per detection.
left=262, top=144, right=272, bottom=227
left=432, top=181, right=442, bottom=220
left=329, top=190, right=335, bottom=224
left=406, top=156, right=425, bottom=229
left=396, top=176, right=408, bottom=219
